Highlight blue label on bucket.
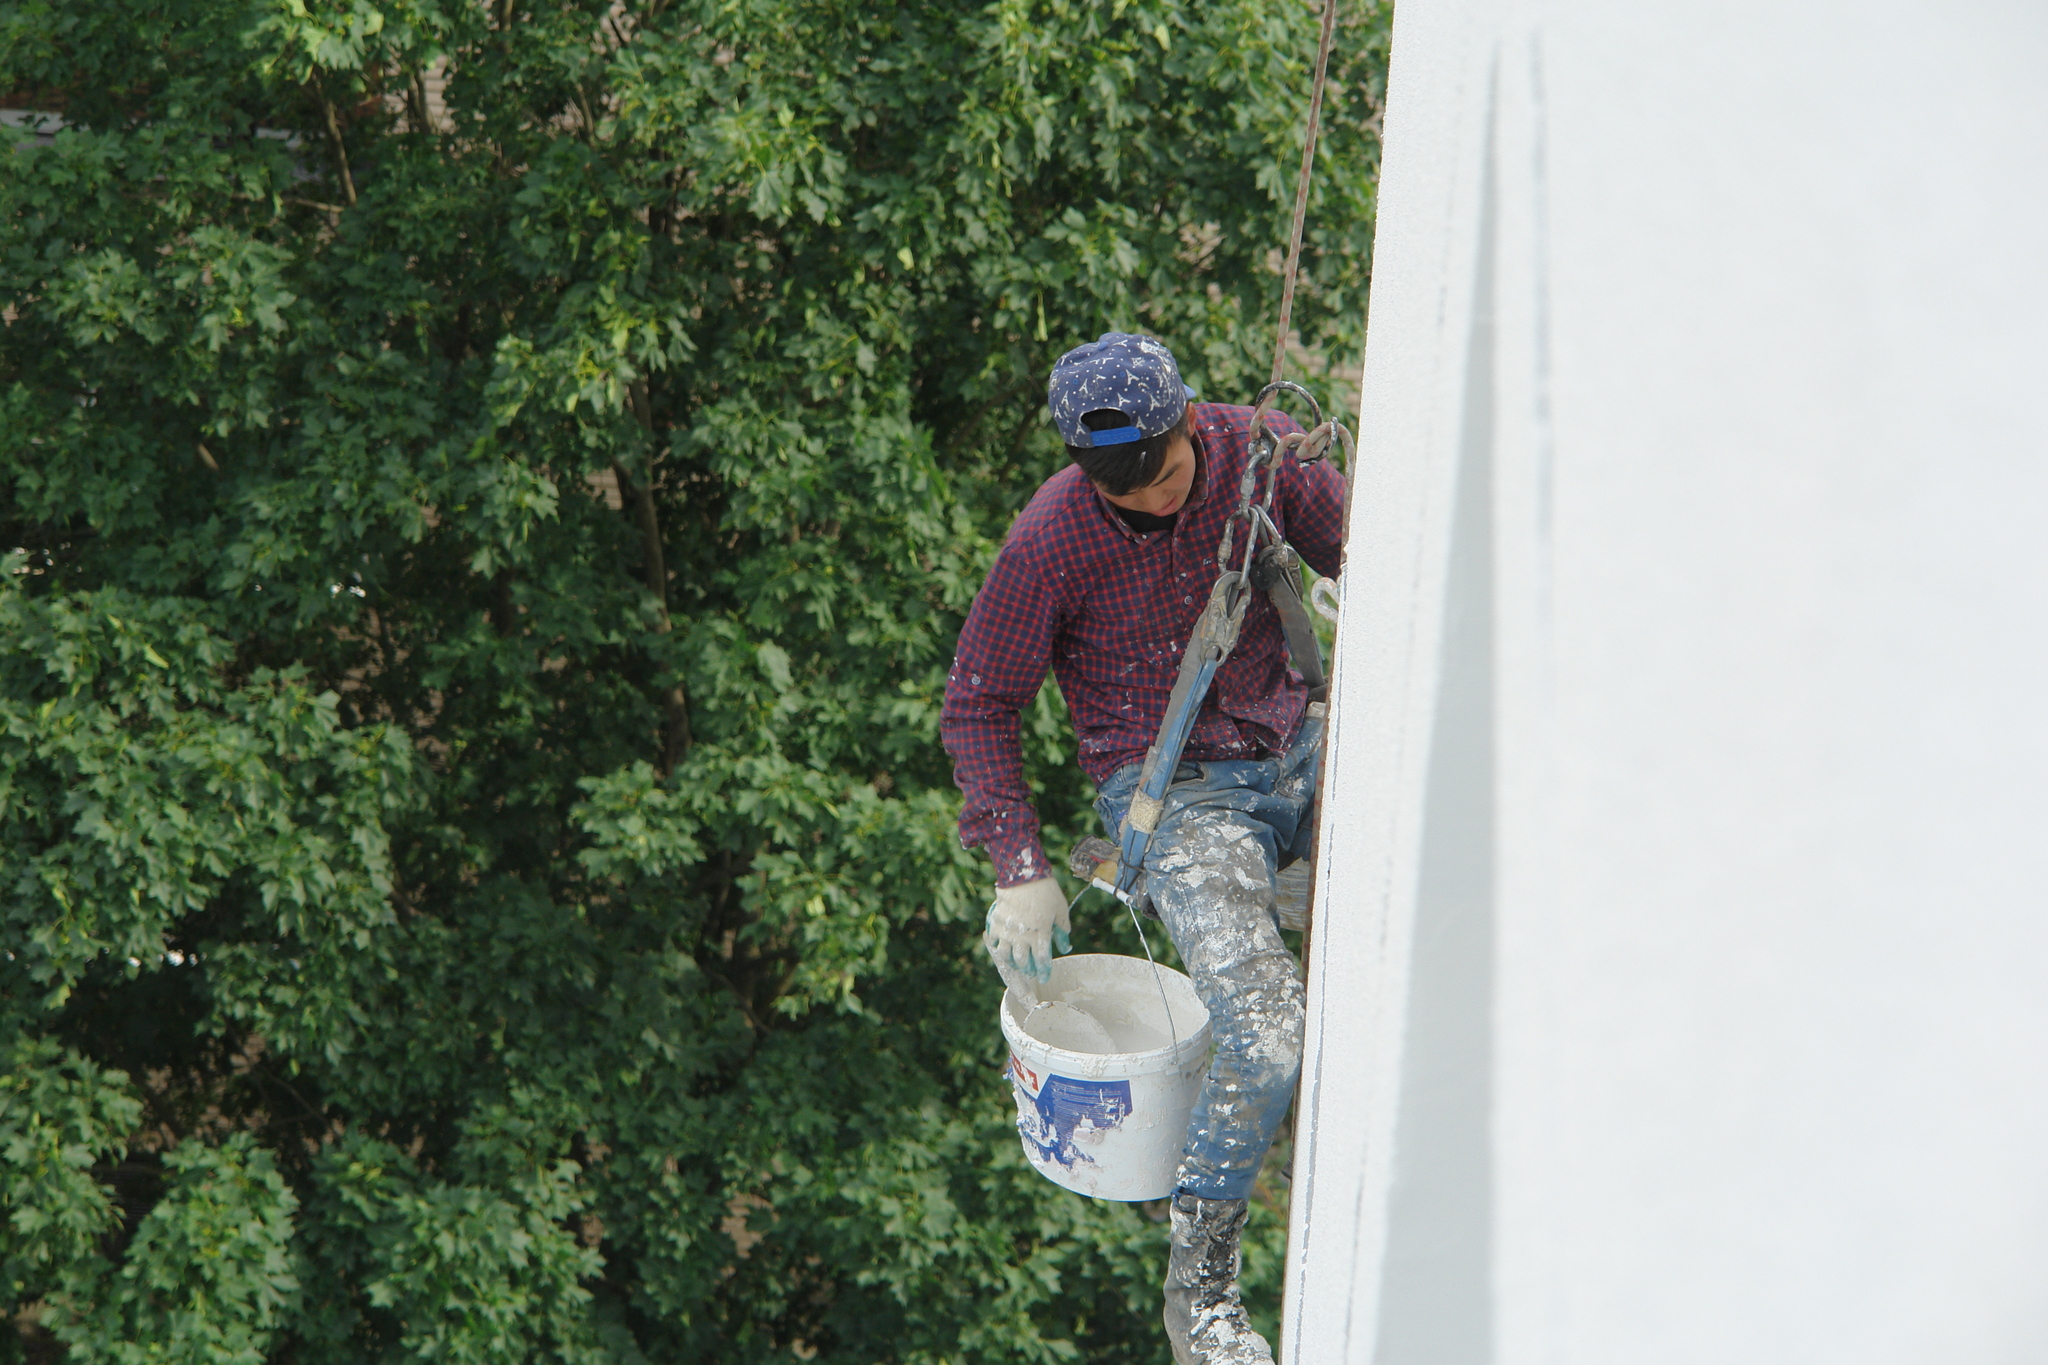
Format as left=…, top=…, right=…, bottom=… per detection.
left=1010, top=1062, right=1133, bottom=1170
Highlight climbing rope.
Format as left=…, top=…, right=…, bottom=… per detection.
left=1269, top=0, right=1345, bottom=390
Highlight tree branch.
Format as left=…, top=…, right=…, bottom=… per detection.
left=408, top=66, right=431, bottom=133
left=491, top=567, right=517, bottom=637
left=314, top=76, right=358, bottom=206
left=616, top=378, right=692, bottom=774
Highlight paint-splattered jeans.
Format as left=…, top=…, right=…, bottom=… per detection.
left=1092, top=711, right=1321, bottom=1201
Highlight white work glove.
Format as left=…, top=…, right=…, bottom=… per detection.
left=984, top=877, right=1072, bottom=987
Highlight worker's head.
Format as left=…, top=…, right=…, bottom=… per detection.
left=1049, top=333, right=1199, bottom=516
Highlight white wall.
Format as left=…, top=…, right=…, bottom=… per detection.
left=1283, top=4, right=2048, bottom=1362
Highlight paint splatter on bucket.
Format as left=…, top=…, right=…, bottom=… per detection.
left=999, top=954, right=1211, bottom=1202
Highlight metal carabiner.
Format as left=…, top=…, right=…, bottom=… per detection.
left=1247, top=379, right=1325, bottom=454
left=1250, top=379, right=1356, bottom=471
left=1310, top=574, right=1341, bottom=625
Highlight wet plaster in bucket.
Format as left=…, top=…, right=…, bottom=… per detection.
left=1020, top=999, right=1119, bottom=1054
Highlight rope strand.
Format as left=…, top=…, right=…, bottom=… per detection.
left=1268, top=0, right=1343, bottom=388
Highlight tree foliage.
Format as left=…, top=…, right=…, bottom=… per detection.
left=0, top=0, right=1386, bottom=1358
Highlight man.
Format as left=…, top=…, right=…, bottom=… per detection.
left=941, top=333, right=1344, bottom=1364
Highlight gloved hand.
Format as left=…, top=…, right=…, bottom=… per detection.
left=983, top=877, right=1072, bottom=985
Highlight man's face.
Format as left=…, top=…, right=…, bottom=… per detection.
left=1096, top=428, right=1197, bottom=519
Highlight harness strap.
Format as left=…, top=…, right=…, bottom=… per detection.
left=1114, top=569, right=1251, bottom=889
left=1252, top=543, right=1328, bottom=703
left=1110, top=541, right=1331, bottom=901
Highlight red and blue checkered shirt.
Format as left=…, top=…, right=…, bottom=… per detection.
left=942, top=402, right=1347, bottom=886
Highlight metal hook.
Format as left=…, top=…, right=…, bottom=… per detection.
left=1248, top=379, right=1326, bottom=453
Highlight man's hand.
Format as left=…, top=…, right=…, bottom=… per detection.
left=984, top=877, right=1072, bottom=985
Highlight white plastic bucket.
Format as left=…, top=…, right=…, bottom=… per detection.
left=999, top=953, right=1211, bottom=1202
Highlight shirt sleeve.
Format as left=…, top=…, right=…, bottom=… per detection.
left=1277, top=424, right=1349, bottom=578
left=941, top=540, right=1061, bottom=888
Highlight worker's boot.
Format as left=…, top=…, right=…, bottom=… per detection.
left=1162, top=1191, right=1274, bottom=1364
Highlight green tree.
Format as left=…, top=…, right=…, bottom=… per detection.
left=0, top=0, right=1386, bottom=1359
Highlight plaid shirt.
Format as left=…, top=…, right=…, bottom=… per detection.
left=942, top=402, right=1347, bottom=887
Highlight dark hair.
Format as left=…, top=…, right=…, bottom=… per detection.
left=1067, top=406, right=1191, bottom=495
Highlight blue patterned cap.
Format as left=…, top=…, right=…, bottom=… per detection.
left=1047, top=332, right=1196, bottom=448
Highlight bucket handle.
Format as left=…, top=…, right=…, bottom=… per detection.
left=1064, top=880, right=1184, bottom=1061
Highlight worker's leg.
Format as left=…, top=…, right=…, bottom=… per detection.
left=1093, top=739, right=1319, bottom=1365
left=1091, top=739, right=1321, bottom=1194
left=1144, top=800, right=1303, bottom=1198
left=1144, top=796, right=1299, bottom=1365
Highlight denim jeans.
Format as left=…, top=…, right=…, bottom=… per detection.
left=1092, top=712, right=1322, bottom=1200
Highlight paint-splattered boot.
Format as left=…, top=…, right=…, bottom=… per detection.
left=1162, top=1191, right=1274, bottom=1364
